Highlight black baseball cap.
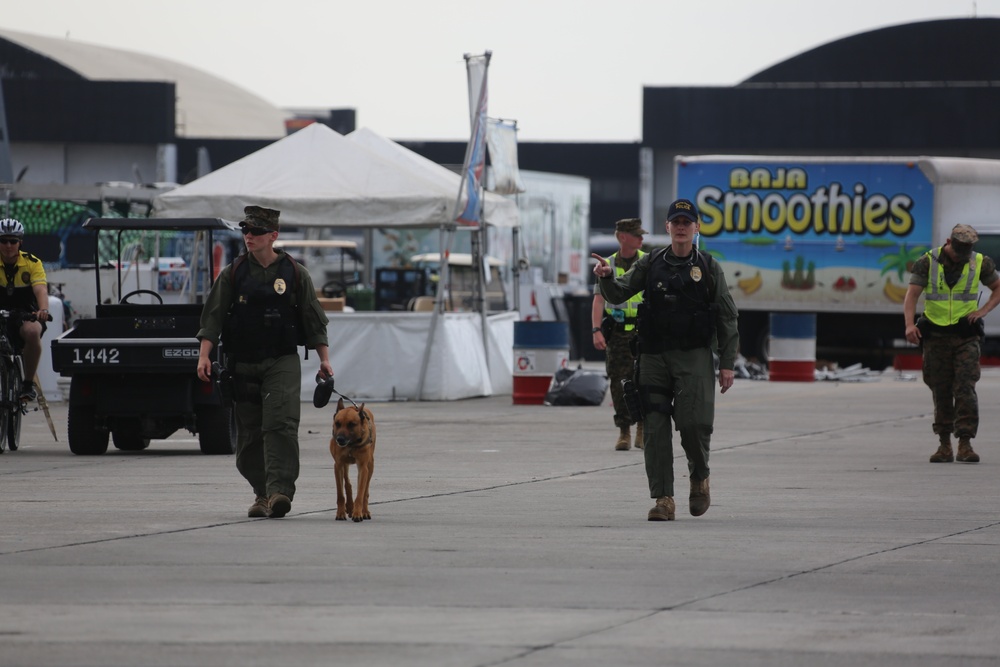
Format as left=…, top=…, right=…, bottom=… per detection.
left=667, top=198, right=699, bottom=222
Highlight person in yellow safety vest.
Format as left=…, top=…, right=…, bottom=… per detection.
left=592, top=218, right=647, bottom=451
left=904, top=224, right=1000, bottom=464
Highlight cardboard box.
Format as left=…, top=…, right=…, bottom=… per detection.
left=317, top=297, right=345, bottom=312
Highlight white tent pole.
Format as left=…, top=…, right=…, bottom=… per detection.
left=512, top=220, right=521, bottom=313
left=474, top=222, right=490, bottom=375
left=416, top=225, right=451, bottom=400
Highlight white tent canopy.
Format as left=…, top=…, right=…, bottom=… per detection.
left=151, top=123, right=518, bottom=228
left=346, top=127, right=517, bottom=229
left=150, top=123, right=520, bottom=401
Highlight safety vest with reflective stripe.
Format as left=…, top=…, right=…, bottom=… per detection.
left=604, top=250, right=645, bottom=331
left=923, top=247, right=983, bottom=326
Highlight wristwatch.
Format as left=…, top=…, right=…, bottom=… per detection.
left=592, top=326, right=601, bottom=333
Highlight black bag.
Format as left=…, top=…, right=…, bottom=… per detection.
left=543, top=366, right=609, bottom=406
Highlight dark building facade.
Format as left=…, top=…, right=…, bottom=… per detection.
left=0, top=36, right=175, bottom=146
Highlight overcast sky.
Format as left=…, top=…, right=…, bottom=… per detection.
left=3, top=0, right=996, bottom=141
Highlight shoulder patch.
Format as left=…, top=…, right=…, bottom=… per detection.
left=21, top=251, right=40, bottom=263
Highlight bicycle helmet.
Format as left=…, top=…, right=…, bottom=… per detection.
left=0, top=218, right=24, bottom=238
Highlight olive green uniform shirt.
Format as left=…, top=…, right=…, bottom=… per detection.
left=196, top=250, right=330, bottom=350
left=598, top=247, right=739, bottom=370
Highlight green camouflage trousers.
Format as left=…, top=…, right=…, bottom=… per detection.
left=922, top=334, right=981, bottom=440
left=605, top=328, right=637, bottom=428
left=233, top=353, right=302, bottom=500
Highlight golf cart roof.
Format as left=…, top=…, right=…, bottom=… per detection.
left=410, top=252, right=503, bottom=267
left=82, top=217, right=239, bottom=232
left=274, top=239, right=358, bottom=250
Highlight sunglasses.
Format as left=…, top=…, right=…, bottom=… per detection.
left=0, top=238, right=20, bottom=245
left=242, top=226, right=272, bottom=237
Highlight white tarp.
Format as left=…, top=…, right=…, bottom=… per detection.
left=151, top=123, right=519, bottom=229
left=297, top=311, right=517, bottom=401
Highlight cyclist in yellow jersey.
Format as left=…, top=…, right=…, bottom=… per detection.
left=0, top=218, right=52, bottom=401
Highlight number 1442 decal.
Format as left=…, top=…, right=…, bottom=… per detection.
left=71, top=348, right=120, bottom=364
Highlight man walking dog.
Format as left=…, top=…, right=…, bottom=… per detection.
left=197, top=205, right=333, bottom=519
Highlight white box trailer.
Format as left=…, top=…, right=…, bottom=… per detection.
left=674, top=155, right=1000, bottom=365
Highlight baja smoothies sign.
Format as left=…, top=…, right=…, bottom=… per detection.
left=676, top=159, right=934, bottom=312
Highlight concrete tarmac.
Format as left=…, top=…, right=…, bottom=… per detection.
left=2, top=367, right=1000, bottom=666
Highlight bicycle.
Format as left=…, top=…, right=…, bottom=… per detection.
left=0, top=309, right=48, bottom=453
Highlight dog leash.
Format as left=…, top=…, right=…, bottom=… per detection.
left=314, top=374, right=360, bottom=409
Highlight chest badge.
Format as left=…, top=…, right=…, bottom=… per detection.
left=273, top=278, right=287, bottom=294
left=690, top=266, right=703, bottom=282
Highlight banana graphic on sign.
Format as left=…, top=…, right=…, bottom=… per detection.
left=883, top=276, right=909, bottom=304
left=736, top=271, right=763, bottom=296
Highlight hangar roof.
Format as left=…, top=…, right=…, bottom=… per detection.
left=743, top=18, right=1000, bottom=84
left=0, top=28, right=287, bottom=139
left=643, top=18, right=1000, bottom=151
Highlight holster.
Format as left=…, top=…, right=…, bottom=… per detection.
left=212, top=362, right=235, bottom=404
left=622, top=336, right=643, bottom=423
left=622, top=378, right=643, bottom=423
left=915, top=315, right=931, bottom=339
left=600, top=315, right=615, bottom=339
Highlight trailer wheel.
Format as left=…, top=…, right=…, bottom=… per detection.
left=68, top=403, right=110, bottom=455
left=197, top=404, right=236, bottom=455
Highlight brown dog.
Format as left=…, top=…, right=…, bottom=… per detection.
left=330, top=397, right=376, bottom=522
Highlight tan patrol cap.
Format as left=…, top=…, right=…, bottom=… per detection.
left=240, top=205, right=281, bottom=232
left=615, top=218, right=648, bottom=235
left=950, top=224, right=978, bottom=260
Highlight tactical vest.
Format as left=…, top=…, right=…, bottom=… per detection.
left=923, top=248, right=982, bottom=327
left=604, top=250, right=645, bottom=331
left=222, top=254, right=302, bottom=363
left=637, top=248, right=716, bottom=352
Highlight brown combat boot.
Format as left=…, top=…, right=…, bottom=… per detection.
left=690, top=477, right=711, bottom=516
left=647, top=496, right=675, bottom=521
left=268, top=493, right=292, bottom=518
left=634, top=422, right=644, bottom=449
left=614, top=426, right=631, bottom=451
left=929, top=440, right=954, bottom=463
left=248, top=495, right=270, bottom=518
left=956, top=439, right=980, bottom=463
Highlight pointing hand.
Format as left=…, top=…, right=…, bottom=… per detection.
left=592, top=253, right=612, bottom=278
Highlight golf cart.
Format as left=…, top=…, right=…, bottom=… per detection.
left=50, top=218, right=236, bottom=455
